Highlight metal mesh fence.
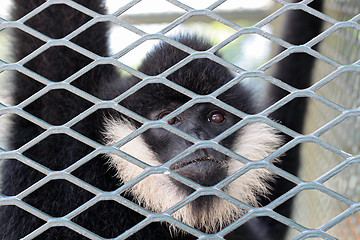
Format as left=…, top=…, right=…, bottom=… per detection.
left=0, top=0, right=359, bottom=239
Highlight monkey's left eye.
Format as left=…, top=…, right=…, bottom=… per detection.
left=208, top=111, right=224, bottom=123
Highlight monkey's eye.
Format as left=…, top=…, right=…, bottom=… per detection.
left=167, top=117, right=177, bottom=125
left=159, top=113, right=178, bottom=125
left=208, top=111, right=224, bottom=123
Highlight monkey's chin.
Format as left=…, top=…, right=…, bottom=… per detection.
left=171, top=159, right=227, bottom=190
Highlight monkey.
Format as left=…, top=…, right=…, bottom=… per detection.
left=0, top=0, right=323, bottom=239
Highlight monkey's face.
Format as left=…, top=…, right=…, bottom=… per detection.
left=103, top=104, right=281, bottom=232
left=143, top=103, right=239, bottom=190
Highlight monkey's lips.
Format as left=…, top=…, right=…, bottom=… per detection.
left=170, top=156, right=222, bottom=170
left=170, top=157, right=226, bottom=186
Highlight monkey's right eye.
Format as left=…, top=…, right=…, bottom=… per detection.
left=159, top=113, right=178, bottom=125
left=167, top=117, right=177, bottom=125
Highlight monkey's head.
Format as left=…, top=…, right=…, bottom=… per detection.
left=103, top=35, right=282, bottom=233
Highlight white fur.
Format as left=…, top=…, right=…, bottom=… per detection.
left=103, top=119, right=282, bottom=232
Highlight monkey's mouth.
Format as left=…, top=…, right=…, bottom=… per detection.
left=170, top=156, right=223, bottom=171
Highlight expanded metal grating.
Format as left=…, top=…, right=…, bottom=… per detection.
left=0, top=0, right=359, bottom=239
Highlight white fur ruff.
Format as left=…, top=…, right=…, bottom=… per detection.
left=103, top=119, right=282, bottom=232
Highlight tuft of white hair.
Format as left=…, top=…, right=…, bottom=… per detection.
left=103, top=118, right=282, bottom=233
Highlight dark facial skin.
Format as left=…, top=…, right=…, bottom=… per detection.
left=142, top=103, right=240, bottom=192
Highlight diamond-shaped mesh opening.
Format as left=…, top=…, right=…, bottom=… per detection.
left=23, top=133, right=94, bottom=170
left=0, top=113, right=43, bottom=151
left=271, top=97, right=341, bottom=135
left=269, top=8, right=325, bottom=45
left=71, top=22, right=115, bottom=57
left=267, top=53, right=331, bottom=87
left=4, top=114, right=45, bottom=150
left=0, top=28, right=19, bottom=63
left=0, top=71, right=14, bottom=107
left=118, top=0, right=187, bottom=32
left=166, top=60, right=237, bottom=88
left=136, top=42, right=223, bottom=77
left=116, top=39, right=161, bottom=68
left=23, top=89, right=93, bottom=125
left=261, top=169, right=297, bottom=202
left=0, top=116, right=11, bottom=150
left=0, top=205, right=46, bottom=238
left=71, top=154, right=120, bottom=191
left=166, top=15, right=237, bottom=42
left=72, top=200, right=144, bottom=238
left=323, top=160, right=360, bottom=202
left=2, top=70, right=45, bottom=105
left=0, top=159, right=46, bottom=196
left=120, top=38, right=198, bottom=77
left=314, top=71, right=360, bottom=110
left=218, top=76, right=268, bottom=114
left=24, top=4, right=92, bottom=39
left=69, top=64, right=132, bottom=100
left=320, top=117, right=360, bottom=155
left=288, top=189, right=350, bottom=238
left=219, top=33, right=275, bottom=71
left=121, top=84, right=190, bottom=117
left=318, top=27, right=360, bottom=65
left=23, top=179, right=95, bottom=217
left=213, top=0, right=281, bottom=27
left=24, top=46, right=92, bottom=82
left=299, top=142, right=345, bottom=181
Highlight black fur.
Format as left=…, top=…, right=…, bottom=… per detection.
left=0, top=0, right=323, bottom=239
left=259, top=1, right=324, bottom=239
